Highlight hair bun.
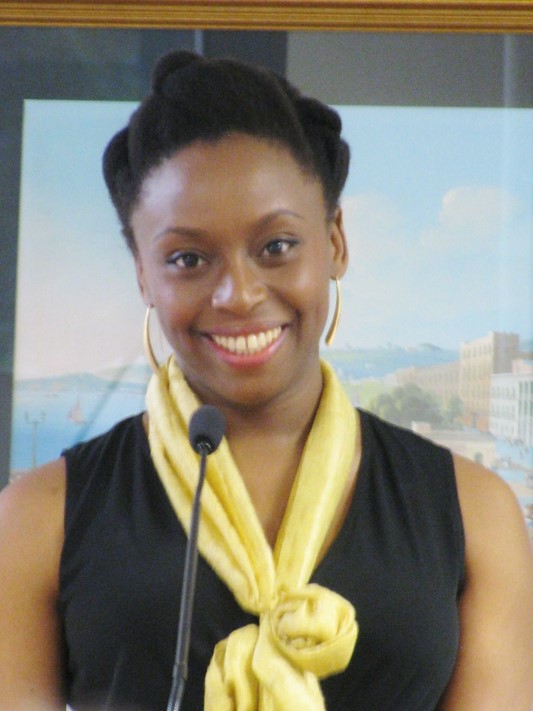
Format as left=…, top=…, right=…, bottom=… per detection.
left=298, top=97, right=342, bottom=135
left=152, top=50, right=202, bottom=93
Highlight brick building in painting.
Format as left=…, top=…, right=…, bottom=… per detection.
left=396, top=361, right=460, bottom=409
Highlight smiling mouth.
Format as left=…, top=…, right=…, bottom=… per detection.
left=210, top=327, right=283, bottom=355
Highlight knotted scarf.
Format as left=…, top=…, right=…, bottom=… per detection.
left=146, top=357, right=358, bottom=709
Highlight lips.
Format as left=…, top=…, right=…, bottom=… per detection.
left=210, top=326, right=282, bottom=355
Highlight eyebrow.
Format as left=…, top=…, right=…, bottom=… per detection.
left=257, top=208, right=305, bottom=226
left=153, top=208, right=306, bottom=243
left=154, top=226, right=205, bottom=242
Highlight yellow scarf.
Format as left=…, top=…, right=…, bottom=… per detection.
left=146, top=358, right=358, bottom=710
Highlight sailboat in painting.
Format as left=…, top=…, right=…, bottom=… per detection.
left=68, top=397, right=85, bottom=425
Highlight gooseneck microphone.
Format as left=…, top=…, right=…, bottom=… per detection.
left=167, top=405, right=226, bottom=711
left=188, top=405, right=226, bottom=456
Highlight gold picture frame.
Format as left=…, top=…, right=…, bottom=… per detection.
left=0, top=0, right=532, bottom=34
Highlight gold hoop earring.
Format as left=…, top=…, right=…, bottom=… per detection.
left=143, top=306, right=161, bottom=374
left=325, top=277, right=341, bottom=347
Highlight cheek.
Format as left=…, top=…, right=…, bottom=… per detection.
left=286, top=268, right=330, bottom=325
left=151, top=285, right=199, bottom=342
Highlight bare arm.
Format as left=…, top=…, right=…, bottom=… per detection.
left=440, top=455, right=533, bottom=710
left=0, top=460, right=66, bottom=710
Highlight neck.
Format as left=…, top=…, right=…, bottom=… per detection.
left=215, top=361, right=324, bottom=445
left=210, top=362, right=325, bottom=547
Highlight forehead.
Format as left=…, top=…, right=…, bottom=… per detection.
left=134, top=134, right=326, bottom=222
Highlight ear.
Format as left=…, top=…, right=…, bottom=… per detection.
left=328, top=207, right=349, bottom=279
left=135, top=254, right=152, bottom=307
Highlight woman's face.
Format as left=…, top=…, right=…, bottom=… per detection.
left=132, top=133, right=348, bottom=411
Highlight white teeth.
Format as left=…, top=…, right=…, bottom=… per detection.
left=212, top=327, right=282, bottom=355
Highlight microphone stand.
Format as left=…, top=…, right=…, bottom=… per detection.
left=166, top=442, right=210, bottom=711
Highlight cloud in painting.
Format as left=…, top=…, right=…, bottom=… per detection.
left=336, top=193, right=425, bottom=348
left=341, top=192, right=413, bottom=266
left=421, top=185, right=521, bottom=254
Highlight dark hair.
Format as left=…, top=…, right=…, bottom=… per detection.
left=103, top=50, right=350, bottom=252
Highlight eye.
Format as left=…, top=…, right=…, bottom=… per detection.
left=262, top=238, right=298, bottom=258
left=167, top=251, right=206, bottom=270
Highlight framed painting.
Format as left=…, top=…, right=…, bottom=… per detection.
left=1, top=2, right=532, bottom=541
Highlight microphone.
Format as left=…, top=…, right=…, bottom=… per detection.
left=167, top=405, right=226, bottom=711
left=188, top=404, right=226, bottom=455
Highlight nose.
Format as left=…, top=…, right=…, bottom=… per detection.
left=211, top=260, right=267, bottom=314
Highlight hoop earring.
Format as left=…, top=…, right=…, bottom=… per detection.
left=143, top=305, right=161, bottom=374
left=325, top=277, right=341, bottom=347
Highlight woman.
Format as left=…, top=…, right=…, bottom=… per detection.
left=1, top=50, right=532, bottom=711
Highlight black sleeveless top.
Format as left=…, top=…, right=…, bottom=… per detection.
left=60, top=410, right=464, bottom=710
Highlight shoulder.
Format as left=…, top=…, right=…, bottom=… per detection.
left=0, top=459, right=66, bottom=594
left=453, top=454, right=527, bottom=537
left=0, top=462, right=68, bottom=708
left=452, top=454, right=531, bottom=562
left=0, top=459, right=66, bottom=529
left=0, top=413, right=145, bottom=581
left=452, top=453, right=532, bottom=595
left=452, top=452, right=533, bottom=639
left=0, top=458, right=66, bottom=544
left=440, top=455, right=533, bottom=708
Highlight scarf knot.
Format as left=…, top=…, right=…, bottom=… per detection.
left=205, top=584, right=356, bottom=711
left=267, top=583, right=357, bottom=676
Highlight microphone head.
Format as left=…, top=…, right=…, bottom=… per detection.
left=188, top=405, right=226, bottom=454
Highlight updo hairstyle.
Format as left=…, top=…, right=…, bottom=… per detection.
left=103, top=50, right=350, bottom=253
